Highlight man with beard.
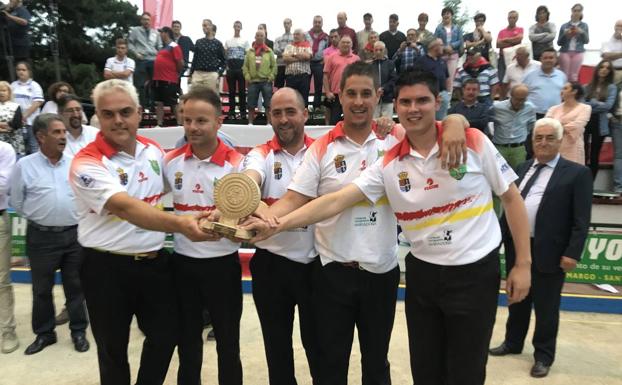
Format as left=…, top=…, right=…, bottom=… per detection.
left=58, top=95, right=99, bottom=157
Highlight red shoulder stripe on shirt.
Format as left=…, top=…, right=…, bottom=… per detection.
left=311, top=122, right=346, bottom=161
left=164, top=143, right=191, bottom=163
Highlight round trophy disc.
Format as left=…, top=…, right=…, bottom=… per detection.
left=213, top=173, right=261, bottom=219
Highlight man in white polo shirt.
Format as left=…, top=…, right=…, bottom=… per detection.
left=58, top=94, right=99, bottom=157
left=248, top=70, right=532, bottom=385
left=163, top=87, right=244, bottom=385
left=104, top=38, right=135, bottom=83
left=69, top=79, right=209, bottom=385
left=241, top=87, right=319, bottom=384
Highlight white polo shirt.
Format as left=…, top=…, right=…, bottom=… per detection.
left=502, top=60, right=541, bottom=96
left=288, top=122, right=401, bottom=274
left=104, top=56, right=136, bottom=83
left=354, top=125, right=517, bottom=266
left=164, top=140, right=243, bottom=259
left=242, top=135, right=316, bottom=263
left=69, top=133, right=167, bottom=253
left=64, top=125, right=99, bottom=157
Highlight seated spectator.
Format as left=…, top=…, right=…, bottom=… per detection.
left=104, top=38, right=135, bottom=83
left=529, top=6, right=556, bottom=61
left=0, top=81, right=24, bottom=156
left=601, top=20, right=622, bottom=85
left=57, top=94, right=99, bottom=157
left=41, top=82, right=88, bottom=124
left=393, top=29, right=423, bottom=74
left=545, top=82, right=591, bottom=164
left=371, top=41, right=396, bottom=118
left=283, top=29, right=313, bottom=107
left=243, top=29, right=277, bottom=124
left=584, top=60, right=617, bottom=179
left=502, top=46, right=540, bottom=98
left=448, top=78, right=492, bottom=135
left=10, top=61, right=43, bottom=154
left=359, top=31, right=380, bottom=63
left=609, top=84, right=622, bottom=193
left=453, top=48, right=499, bottom=105
left=464, top=13, right=493, bottom=61
left=153, top=26, right=183, bottom=127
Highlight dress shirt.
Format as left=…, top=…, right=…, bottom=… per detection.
left=9, top=152, right=78, bottom=226
left=518, top=154, right=560, bottom=236
left=522, top=68, right=567, bottom=114
left=491, top=99, right=536, bottom=144
left=0, top=142, right=16, bottom=210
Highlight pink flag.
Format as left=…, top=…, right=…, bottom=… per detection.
left=143, top=0, right=173, bottom=28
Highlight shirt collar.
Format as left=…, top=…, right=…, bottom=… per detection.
left=93, top=131, right=151, bottom=159
left=329, top=121, right=380, bottom=144
left=266, top=134, right=314, bottom=153
left=534, top=153, right=560, bottom=169
left=398, top=122, right=442, bottom=160
left=37, top=151, right=68, bottom=167
left=186, top=138, right=231, bottom=166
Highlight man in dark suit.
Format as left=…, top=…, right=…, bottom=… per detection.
left=489, top=117, right=592, bottom=378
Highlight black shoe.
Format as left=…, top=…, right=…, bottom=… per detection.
left=489, top=343, right=521, bottom=356
left=72, top=334, right=90, bottom=353
left=24, top=335, right=57, bottom=355
left=530, top=361, right=551, bottom=378
left=55, top=308, right=69, bottom=326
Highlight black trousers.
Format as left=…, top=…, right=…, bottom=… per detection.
left=173, top=252, right=243, bottom=385
left=405, top=251, right=500, bottom=385
left=250, top=248, right=319, bottom=385
left=81, top=248, right=177, bottom=385
left=309, top=62, right=324, bottom=108
left=26, top=225, right=88, bottom=338
left=584, top=114, right=606, bottom=179
left=285, top=73, right=311, bottom=108
left=226, top=68, right=246, bottom=115
left=313, top=260, right=399, bottom=385
left=504, top=266, right=565, bottom=366
left=275, top=65, right=287, bottom=88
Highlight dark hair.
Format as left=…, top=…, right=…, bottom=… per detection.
left=141, top=12, right=151, bottom=18
left=58, top=94, right=82, bottom=112
left=463, top=78, right=480, bottom=88
left=115, top=38, right=128, bottom=46
left=586, top=60, right=614, bottom=101
left=15, top=60, right=32, bottom=74
left=363, top=13, right=372, bottom=19
left=418, top=13, right=429, bottom=21
left=535, top=5, right=550, bottom=21
left=32, top=113, right=64, bottom=139
left=572, top=3, right=584, bottom=20
left=389, top=14, right=399, bottom=22
left=172, top=20, right=182, bottom=27
left=47, top=82, right=75, bottom=103
left=395, top=70, right=439, bottom=99
left=329, top=28, right=338, bottom=35
left=540, top=47, right=557, bottom=56
left=441, top=7, right=454, bottom=16
left=339, top=61, right=379, bottom=92
left=473, top=13, right=486, bottom=22
left=568, top=82, right=585, bottom=100
left=181, top=87, right=222, bottom=116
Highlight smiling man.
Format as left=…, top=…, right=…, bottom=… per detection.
left=58, top=94, right=99, bottom=157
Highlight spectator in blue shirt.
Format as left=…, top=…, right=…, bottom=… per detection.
left=448, top=78, right=492, bottom=135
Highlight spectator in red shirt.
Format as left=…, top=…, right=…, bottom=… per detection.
left=153, top=27, right=183, bottom=126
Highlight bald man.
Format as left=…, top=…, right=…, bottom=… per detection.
left=336, top=12, right=358, bottom=54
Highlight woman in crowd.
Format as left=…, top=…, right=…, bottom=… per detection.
left=557, top=3, right=589, bottom=82
left=41, top=81, right=73, bottom=114
left=584, top=60, right=617, bottom=179
left=434, top=7, right=463, bottom=94
left=0, top=81, right=25, bottom=156
left=529, top=5, right=556, bottom=61
left=610, top=85, right=622, bottom=193
left=545, top=82, right=591, bottom=164
left=10, top=61, right=44, bottom=154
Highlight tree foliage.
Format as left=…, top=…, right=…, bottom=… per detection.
left=27, top=0, right=139, bottom=98
left=443, top=0, right=471, bottom=31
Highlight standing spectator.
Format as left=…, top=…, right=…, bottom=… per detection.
left=601, top=20, right=622, bottom=85
left=0, top=141, right=17, bottom=354
left=336, top=12, right=357, bottom=54
left=610, top=84, right=622, bottom=193
left=128, top=12, right=162, bottom=108
left=356, top=13, right=374, bottom=54
left=3, top=0, right=31, bottom=63
left=104, top=38, right=135, bottom=83
left=274, top=19, right=294, bottom=89
left=490, top=118, right=592, bottom=379
left=258, top=23, right=274, bottom=49
left=225, top=21, right=250, bottom=120
left=413, top=38, right=450, bottom=120
left=545, top=82, right=591, bottom=164
left=58, top=95, right=99, bottom=158
left=10, top=113, right=90, bottom=355
left=243, top=30, right=277, bottom=125
left=371, top=41, right=397, bottom=118
left=414, top=13, right=433, bottom=47
left=359, top=31, right=380, bottom=63
left=434, top=7, right=463, bottom=94
left=448, top=78, right=493, bottom=134
left=11, top=61, right=43, bottom=155
left=323, top=29, right=340, bottom=58
left=464, top=13, right=493, bottom=61
left=529, top=6, right=556, bottom=61
left=557, top=4, right=589, bottom=83
left=379, top=14, right=406, bottom=60
left=497, top=11, right=524, bottom=85
left=322, top=35, right=360, bottom=125
left=308, top=16, right=329, bottom=112
left=190, top=22, right=226, bottom=93
left=0, top=81, right=24, bottom=156
left=523, top=48, right=567, bottom=119
left=171, top=20, right=194, bottom=77
left=584, top=60, right=617, bottom=179
left=153, top=27, right=183, bottom=127
left=283, top=29, right=312, bottom=107
left=393, top=29, right=423, bottom=74
left=453, top=48, right=499, bottom=105
left=502, top=46, right=540, bottom=98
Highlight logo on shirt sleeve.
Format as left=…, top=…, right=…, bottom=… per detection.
left=149, top=160, right=161, bottom=175
left=138, top=171, right=148, bottom=183
left=334, top=155, right=347, bottom=173
left=273, top=161, right=283, bottom=180
left=116, top=168, right=128, bottom=186
left=398, top=171, right=411, bottom=192
left=79, top=174, right=94, bottom=188
left=174, top=171, right=184, bottom=190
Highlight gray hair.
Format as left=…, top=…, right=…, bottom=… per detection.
left=374, top=41, right=386, bottom=49
left=533, top=118, right=563, bottom=140
left=92, top=79, right=139, bottom=110
left=32, top=113, right=65, bottom=139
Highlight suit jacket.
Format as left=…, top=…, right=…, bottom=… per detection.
left=501, top=156, right=592, bottom=274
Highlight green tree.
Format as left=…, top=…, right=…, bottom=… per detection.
left=27, top=0, right=139, bottom=99
left=443, top=0, right=470, bottom=31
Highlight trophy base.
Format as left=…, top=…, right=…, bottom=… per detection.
left=200, top=221, right=255, bottom=241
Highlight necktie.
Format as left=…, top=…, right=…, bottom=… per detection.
left=520, top=163, right=546, bottom=199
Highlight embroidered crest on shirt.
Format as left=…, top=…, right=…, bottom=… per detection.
left=117, top=167, right=128, bottom=185
left=334, top=155, right=347, bottom=173
left=174, top=171, right=183, bottom=190
left=398, top=171, right=411, bottom=192
left=149, top=160, right=161, bottom=175
left=449, top=164, right=467, bottom=180
left=79, top=174, right=94, bottom=188
left=273, top=161, right=283, bottom=180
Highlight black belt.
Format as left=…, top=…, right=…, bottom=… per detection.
left=92, top=248, right=159, bottom=261
left=27, top=221, right=77, bottom=232
left=494, top=142, right=525, bottom=148
left=340, top=261, right=365, bottom=270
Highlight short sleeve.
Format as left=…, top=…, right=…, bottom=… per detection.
left=70, top=157, right=125, bottom=215
left=127, top=58, right=136, bottom=72
left=104, top=58, right=113, bottom=71
left=353, top=157, right=386, bottom=204
left=480, top=135, right=518, bottom=196
left=241, top=148, right=268, bottom=185
left=288, top=143, right=321, bottom=199
left=32, top=82, right=44, bottom=102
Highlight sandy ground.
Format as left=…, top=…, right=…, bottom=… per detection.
left=1, top=283, right=621, bottom=385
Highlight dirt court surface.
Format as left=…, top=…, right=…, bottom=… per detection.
left=2, top=284, right=621, bottom=385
